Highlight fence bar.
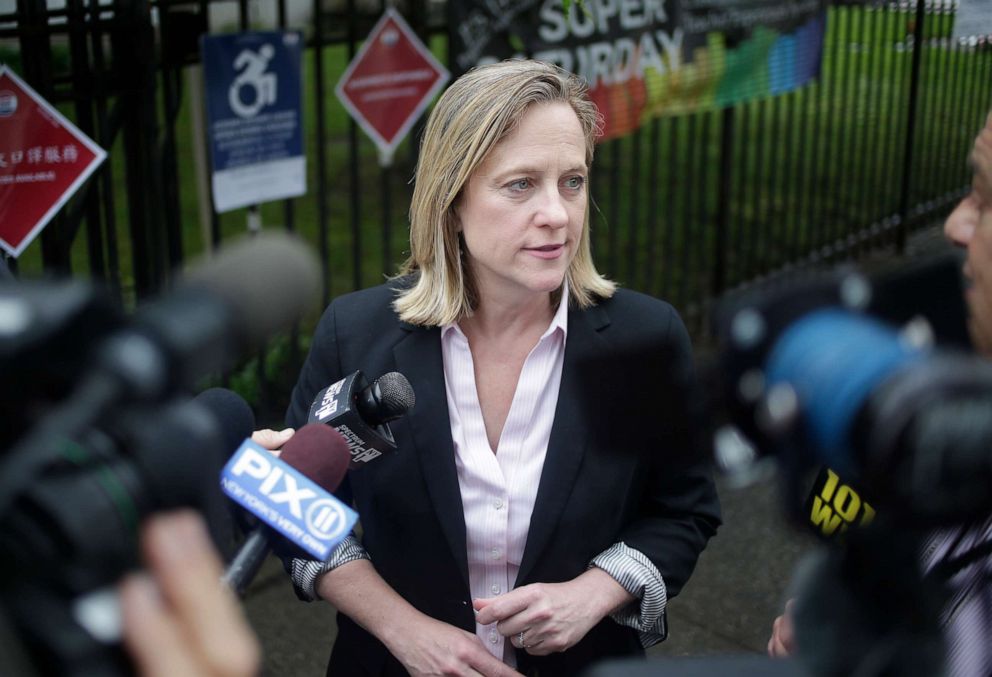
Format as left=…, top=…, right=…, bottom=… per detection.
left=662, top=117, right=678, bottom=299
left=607, top=138, right=620, bottom=277
left=852, top=3, right=874, bottom=244
left=645, top=118, right=661, bottom=294
left=313, top=0, right=330, bottom=304
left=695, top=110, right=711, bottom=314
left=733, top=102, right=751, bottom=285
left=865, top=2, right=887, bottom=228
left=347, top=0, right=362, bottom=291
left=66, top=0, right=106, bottom=281
left=627, top=127, right=642, bottom=287
left=713, top=107, right=733, bottom=296
left=896, top=0, right=927, bottom=251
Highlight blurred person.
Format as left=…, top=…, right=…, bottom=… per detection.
left=768, top=111, right=992, bottom=676
left=120, top=509, right=260, bottom=677
left=257, top=59, right=721, bottom=675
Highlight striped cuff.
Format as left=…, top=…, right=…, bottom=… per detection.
left=289, top=534, right=370, bottom=601
left=589, top=541, right=668, bottom=648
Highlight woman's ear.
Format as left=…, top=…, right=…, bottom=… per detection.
left=451, top=201, right=462, bottom=232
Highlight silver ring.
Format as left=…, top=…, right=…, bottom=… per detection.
left=518, top=631, right=526, bottom=648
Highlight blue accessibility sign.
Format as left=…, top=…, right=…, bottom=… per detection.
left=202, top=31, right=306, bottom=212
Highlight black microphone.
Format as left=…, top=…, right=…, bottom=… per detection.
left=222, top=424, right=352, bottom=595
left=193, top=387, right=257, bottom=458
left=96, top=232, right=321, bottom=402
left=191, top=387, right=257, bottom=556
left=308, top=371, right=415, bottom=467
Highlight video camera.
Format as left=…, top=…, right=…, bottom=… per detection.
left=0, top=234, right=319, bottom=676
left=710, top=249, right=985, bottom=526
left=706, top=249, right=987, bottom=677
left=589, top=250, right=983, bottom=677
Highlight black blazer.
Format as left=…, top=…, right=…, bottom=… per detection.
left=286, top=281, right=721, bottom=676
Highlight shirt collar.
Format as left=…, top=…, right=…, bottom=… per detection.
left=442, top=281, right=570, bottom=342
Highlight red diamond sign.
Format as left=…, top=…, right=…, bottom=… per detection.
left=0, top=65, right=106, bottom=257
left=335, top=8, right=449, bottom=165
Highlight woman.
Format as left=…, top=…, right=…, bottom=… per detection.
left=275, top=59, right=721, bottom=676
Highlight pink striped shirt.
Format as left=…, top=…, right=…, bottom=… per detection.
left=441, top=292, right=569, bottom=664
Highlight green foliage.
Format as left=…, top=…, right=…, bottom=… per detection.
left=222, top=331, right=314, bottom=426
left=0, top=43, right=71, bottom=78
left=0, top=45, right=21, bottom=72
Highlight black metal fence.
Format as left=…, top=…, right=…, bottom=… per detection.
left=1, top=1, right=990, bottom=339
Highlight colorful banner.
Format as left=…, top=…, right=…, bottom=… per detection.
left=450, top=0, right=826, bottom=140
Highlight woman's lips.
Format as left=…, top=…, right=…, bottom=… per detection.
left=526, top=244, right=564, bottom=260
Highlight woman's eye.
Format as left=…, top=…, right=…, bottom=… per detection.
left=508, top=179, right=531, bottom=191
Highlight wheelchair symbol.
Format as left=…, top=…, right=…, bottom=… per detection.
left=228, top=44, right=277, bottom=118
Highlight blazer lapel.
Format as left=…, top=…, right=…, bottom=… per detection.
left=392, top=324, right=470, bottom=589
left=517, top=303, right=611, bottom=584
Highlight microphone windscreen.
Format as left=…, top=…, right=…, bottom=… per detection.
left=125, top=400, right=228, bottom=508
left=181, top=233, right=321, bottom=348
left=193, top=387, right=256, bottom=456
left=279, top=423, right=351, bottom=493
left=375, top=372, right=416, bottom=417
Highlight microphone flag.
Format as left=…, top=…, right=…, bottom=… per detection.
left=308, top=371, right=398, bottom=467
left=220, top=439, right=357, bottom=560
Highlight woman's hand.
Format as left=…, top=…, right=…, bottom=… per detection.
left=315, top=559, right=522, bottom=677
left=384, top=614, right=524, bottom=677
left=473, top=568, right=632, bottom=655
left=251, top=428, right=294, bottom=453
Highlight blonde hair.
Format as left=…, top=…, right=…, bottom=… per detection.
left=393, top=59, right=616, bottom=327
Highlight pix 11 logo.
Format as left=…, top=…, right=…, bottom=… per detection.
left=220, top=440, right=357, bottom=560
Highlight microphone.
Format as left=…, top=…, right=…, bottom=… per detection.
left=221, top=424, right=356, bottom=595
left=97, top=232, right=321, bottom=402
left=0, top=233, right=319, bottom=518
left=191, top=387, right=257, bottom=556
left=193, top=387, right=257, bottom=458
left=308, top=371, right=415, bottom=467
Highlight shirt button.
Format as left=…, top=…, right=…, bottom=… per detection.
left=493, top=498, right=504, bottom=509
left=489, top=632, right=499, bottom=644
left=491, top=583, right=501, bottom=594
left=491, top=548, right=501, bottom=560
